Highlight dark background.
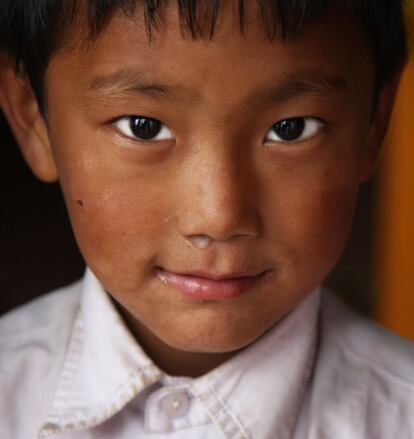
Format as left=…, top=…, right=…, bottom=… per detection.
left=1, top=111, right=85, bottom=314
left=0, top=109, right=375, bottom=316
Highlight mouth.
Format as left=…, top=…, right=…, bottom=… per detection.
left=154, top=267, right=271, bottom=301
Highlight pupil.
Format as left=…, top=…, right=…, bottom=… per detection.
left=130, top=117, right=162, bottom=140
left=273, top=118, right=305, bottom=141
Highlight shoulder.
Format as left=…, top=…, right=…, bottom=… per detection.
left=0, top=280, right=82, bottom=337
left=306, top=290, right=414, bottom=438
left=320, top=290, right=414, bottom=382
left=0, top=279, right=83, bottom=438
left=0, top=278, right=83, bottom=375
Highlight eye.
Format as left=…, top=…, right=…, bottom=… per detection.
left=114, top=116, right=173, bottom=141
left=265, top=117, right=323, bottom=143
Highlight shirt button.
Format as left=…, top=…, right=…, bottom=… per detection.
left=159, top=392, right=190, bottom=418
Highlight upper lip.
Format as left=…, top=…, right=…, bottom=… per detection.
left=155, top=267, right=269, bottom=281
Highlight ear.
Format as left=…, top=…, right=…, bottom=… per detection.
left=0, top=56, right=5, bottom=107
left=0, top=67, right=58, bottom=182
left=359, top=64, right=406, bottom=182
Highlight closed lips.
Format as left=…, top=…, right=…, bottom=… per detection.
left=154, top=267, right=270, bottom=300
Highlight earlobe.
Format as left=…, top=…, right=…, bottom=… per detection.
left=359, top=145, right=377, bottom=182
left=1, top=67, right=58, bottom=183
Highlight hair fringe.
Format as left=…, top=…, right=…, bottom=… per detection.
left=0, top=0, right=407, bottom=112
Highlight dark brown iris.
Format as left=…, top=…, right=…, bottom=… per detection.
left=130, top=116, right=162, bottom=140
left=272, top=118, right=305, bottom=141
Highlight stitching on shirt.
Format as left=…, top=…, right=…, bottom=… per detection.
left=191, top=380, right=250, bottom=439
left=38, top=306, right=163, bottom=437
left=50, top=312, right=85, bottom=411
left=38, top=368, right=163, bottom=438
left=290, top=311, right=321, bottom=439
left=38, top=312, right=85, bottom=438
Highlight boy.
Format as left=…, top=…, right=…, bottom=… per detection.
left=0, top=0, right=413, bottom=437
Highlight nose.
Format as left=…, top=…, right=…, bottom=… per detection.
left=178, top=149, right=261, bottom=245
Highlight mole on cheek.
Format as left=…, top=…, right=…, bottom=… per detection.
left=76, top=200, right=84, bottom=207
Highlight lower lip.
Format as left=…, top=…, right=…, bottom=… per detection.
left=154, top=268, right=269, bottom=300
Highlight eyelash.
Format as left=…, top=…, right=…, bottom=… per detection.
left=113, top=115, right=324, bottom=144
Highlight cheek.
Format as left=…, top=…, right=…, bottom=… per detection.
left=296, top=179, right=357, bottom=257
left=57, top=159, right=170, bottom=287
left=263, top=159, right=361, bottom=284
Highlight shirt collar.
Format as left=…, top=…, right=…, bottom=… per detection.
left=38, top=269, right=164, bottom=437
left=39, top=268, right=320, bottom=438
left=190, top=289, right=320, bottom=439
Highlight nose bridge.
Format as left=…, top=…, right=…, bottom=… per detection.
left=179, top=143, right=261, bottom=242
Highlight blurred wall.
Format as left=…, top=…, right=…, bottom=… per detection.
left=375, top=6, right=414, bottom=340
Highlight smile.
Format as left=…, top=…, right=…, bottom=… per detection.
left=154, top=268, right=271, bottom=301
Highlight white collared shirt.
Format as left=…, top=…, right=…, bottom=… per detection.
left=1, top=269, right=414, bottom=438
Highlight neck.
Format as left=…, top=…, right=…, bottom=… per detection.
left=114, top=301, right=240, bottom=378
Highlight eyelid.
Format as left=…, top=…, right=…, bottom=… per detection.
left=265, top=117, right=324, bottom=143
left=113, top=116, right=174, bottom=142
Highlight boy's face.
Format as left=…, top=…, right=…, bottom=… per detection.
left=6, top=4, right=382, bottom=360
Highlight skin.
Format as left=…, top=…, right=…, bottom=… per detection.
left=0, top=2, right=401, bottom=376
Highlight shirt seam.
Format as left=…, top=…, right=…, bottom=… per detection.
left=191, top=379, right=250, bottom=439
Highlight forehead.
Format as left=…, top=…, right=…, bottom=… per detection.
left=45, top=3, right=374, bottom=107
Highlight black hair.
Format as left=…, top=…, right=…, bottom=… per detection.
left=0, top=0, right=408, bottom=111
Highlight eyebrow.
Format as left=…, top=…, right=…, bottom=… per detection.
left=252, top=72, right=349, bottom=106
left=88, top=69, right=186, bottom=100
left=87, top=68, right=349, bottom=105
